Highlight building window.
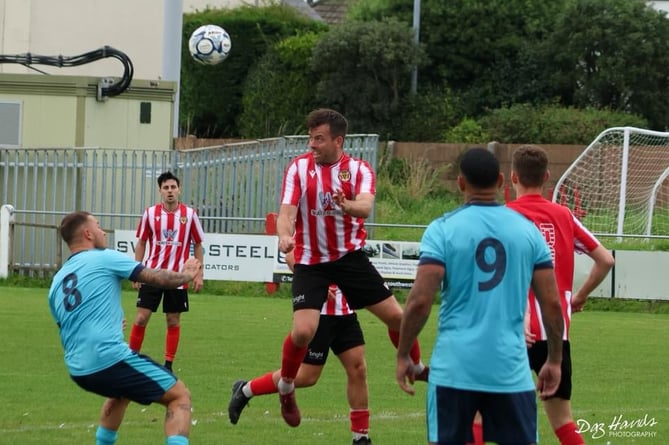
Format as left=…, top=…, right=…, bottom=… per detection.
left=140, top=102, right=152, bottom=124
left=0, top=101, right=21, bottom=146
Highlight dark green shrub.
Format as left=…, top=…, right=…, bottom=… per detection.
left=479, top=103, right=648, bottom=144
left=180, top=6, right=326, bottom=137
left=444, top=118, right=490, bottom=144
left=239, top=32, right=323, bottom=138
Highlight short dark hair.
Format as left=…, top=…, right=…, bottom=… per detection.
left=306, top=108, right=348, bottom=138
left=157, top=171, right=180, bottom=188
left=59, top=211, right=92, bottom=245
left=459, top=147, right=500, bottom=188
left=512, top=145, right=548, bottom=188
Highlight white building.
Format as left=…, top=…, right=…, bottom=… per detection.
left=0, top=0, right=191, bottom=80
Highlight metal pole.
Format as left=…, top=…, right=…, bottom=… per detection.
left=162, top=0, right=184, bottom=140
left=411, top=0, right=421, bottom=95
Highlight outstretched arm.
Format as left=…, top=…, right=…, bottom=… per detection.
left=132, top=238, right=148, bottom=289
left=571, top=245, right=614, bottom=312
left=136, top=257, right=202, bottom=289
left=191, top=243, right=205, bottom=292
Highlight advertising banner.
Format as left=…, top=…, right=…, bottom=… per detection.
left=114, top=230, right=278, bottom=282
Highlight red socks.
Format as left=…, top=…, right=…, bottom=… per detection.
left=128, top=324, right=146, bottom=352
left=555, top=422, right=585, bottom=445
left=281, top=334, right=308, bottom=380
left=249, top=372, right=278, bottom=396
left=388, top=329, right=421, bottom=364
left=469, top=422, right=484, bottom=445
left=350, top=409, right=370, bottom=434
left=165, top=326, right=180, bottom=362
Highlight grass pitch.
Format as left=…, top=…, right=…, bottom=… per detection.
left=0, top=286, right=667, bottom=444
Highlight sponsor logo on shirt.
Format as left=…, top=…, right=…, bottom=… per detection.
left=163, top=229, right=178, bottom=240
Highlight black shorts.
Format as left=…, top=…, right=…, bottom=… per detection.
left=527, top=340, right=573, bottom=400
left=292, top=250, right=392, bottom=311
left=427, top=384, right=537, bottom=444
left=303, top=313, right=365, bottom=366
left=71, top=353, right=176, bottom=405
left=136, top=284, right=189, bottom=313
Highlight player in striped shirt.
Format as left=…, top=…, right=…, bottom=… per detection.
left=228, top=252, right=373, bottom=445
left=274, top=108, right=427, bottom=428
left=128, top=171, right=205, bottom=372
left=506, top=145, right=614, bottom=445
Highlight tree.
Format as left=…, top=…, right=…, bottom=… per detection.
left=311, top=18, right=425, bottom=138
left=239, top=32, right=322, bottom=138
left=348, top=0, right=569, bottom=92
left=180, top=6, right=326, bottom=137
left=545, top=0, right=669, bottom=130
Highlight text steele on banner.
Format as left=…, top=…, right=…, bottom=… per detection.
left=114, top=230, right=420, bottom=286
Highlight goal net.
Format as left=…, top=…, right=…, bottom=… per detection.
left=552, top=127, right=669, bottom=239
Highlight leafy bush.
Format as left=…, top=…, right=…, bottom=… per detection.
left=239, top=32, right=323, bottom=138
left=394, top=85, right=461, bottom=142
left=444, top=118, right=490, bottom=143
left=377, top=155, right=449, bottom=204
left=478, top=103, right=648, bottom=144
left=180, top=6, right=326, bottom=137
left=311, top=18, right=426, bottom=137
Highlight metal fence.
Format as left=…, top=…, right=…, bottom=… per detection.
left=0, top=134, right=379, bottom=276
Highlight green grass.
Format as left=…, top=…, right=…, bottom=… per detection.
left=1, top=286, right=668, bottom=444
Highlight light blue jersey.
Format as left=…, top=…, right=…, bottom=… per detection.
left=421, top=202, right=553, bottom=393
left=48, top=248, right=144, bottom=376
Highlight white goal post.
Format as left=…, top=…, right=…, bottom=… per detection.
left=552, top=127, right=669, bottom=239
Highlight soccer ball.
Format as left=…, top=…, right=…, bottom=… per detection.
left=188, top=24, right=232, bottom=65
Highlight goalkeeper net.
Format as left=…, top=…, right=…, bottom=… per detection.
left=552, top=127, right=669, bottom=239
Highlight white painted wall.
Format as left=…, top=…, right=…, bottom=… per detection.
left=0, top=0, right=167, bottom=79
left=0, top=0, right=253, bottom=80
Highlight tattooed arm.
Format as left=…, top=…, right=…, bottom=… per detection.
left=135, top=257, right=202, bottom=289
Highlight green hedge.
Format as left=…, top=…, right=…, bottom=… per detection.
left=180, top=6, right=326, bottom=137
left=239, top=32, right=323, bottom=138
left=478, top=103, right=649, bottom=145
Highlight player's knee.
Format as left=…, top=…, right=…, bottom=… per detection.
left=299, top=374, right=319, bottom=387
left=134, top=313, right=151, bottom=326
left=348, top=360, right=367, bottom=381
left=292, top=326, right=316, bottom=346
left=166, top=312, right=180, bottom=325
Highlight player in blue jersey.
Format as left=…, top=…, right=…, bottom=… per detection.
left=395, top=148, right=565, bottom=445
left=48, top=211, right=201, bottom=445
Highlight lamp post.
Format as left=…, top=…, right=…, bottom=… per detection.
left=411, top=0, right=421, bottom=95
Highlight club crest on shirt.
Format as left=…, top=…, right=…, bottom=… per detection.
left=338, top=170, right=351, bottom=182
left=180, top=216, right=188, bottom=224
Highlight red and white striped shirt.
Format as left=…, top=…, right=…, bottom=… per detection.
left=322, top=285, right=354, bottom=316
left=281, top=152, right=375, bottom=265
left=508, top=194, right=600, bottom=340
left=135, top=203, right=205, bottom=289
